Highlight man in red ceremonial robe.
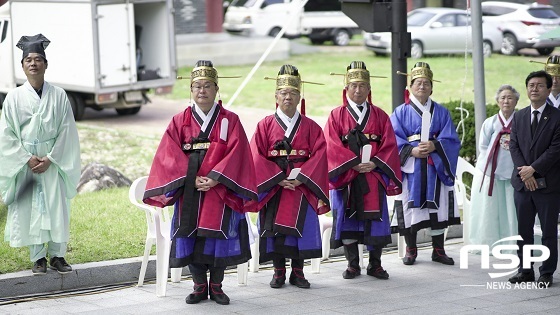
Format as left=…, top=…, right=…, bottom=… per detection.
left=143, top=60, right=257, bottom=305
left=325, top=61, right=402, bottom=280
left=251, top=65, right=329, bottom=289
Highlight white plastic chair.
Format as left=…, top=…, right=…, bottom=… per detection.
left=455, top=157, right=476, bottom=245
left=311, top=213, right=365, bottom=273
left=130, top=176, right=182, bottom=297
left=237, top=212, right=260, bottom=285
left=131, top=176, right=251, bottom=291
left=311, top=214, right=333, bottom=273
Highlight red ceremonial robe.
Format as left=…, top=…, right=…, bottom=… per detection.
left=251, top=113, right=330, bottom=238
left=325, top=103, right=402, bottom=218
left=143, top=104, right=258, bottom=240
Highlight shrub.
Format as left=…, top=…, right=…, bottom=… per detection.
left=442, top=100, right=500, bottom=163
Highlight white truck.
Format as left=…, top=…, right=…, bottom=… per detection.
left=0, top=0, right=177, bottom=120
left=223, top=0, right=360, bottom=46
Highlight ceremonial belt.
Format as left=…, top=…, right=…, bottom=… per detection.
left=182, top=142, right=211, bottom=151
left=407, top=134, right=421, bottom=142
left=268, top=149, right=310, bottom=158
left=341, top=133, right=381, bottom=143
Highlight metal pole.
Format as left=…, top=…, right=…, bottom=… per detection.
left=471, top=0, right=486, bottom=155
left=392, top=0, right=408, bottom=111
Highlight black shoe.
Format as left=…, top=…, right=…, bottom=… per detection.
left=342, top=266, right=361, bottom=279
left=537, top=274, right=553, bottom=287
left=49, top=257, right=73, bottom=274
left=32, top=257, right=47, bottom=275
left=209, top=282, right=230, bottom=305
left=289, top=268, right=310, bottom=288
left=402, top=247, right=417, bottom=265
left=366, top=265, right=389, bottom=280
left=269, top=268, right=286, bottom=288
left=185, top=283, right=208, bottom=304
left=431, top=248, right=454, bottom=265
left=508, top=272, right=535, bottom=283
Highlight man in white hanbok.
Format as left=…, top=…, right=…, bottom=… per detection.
left=0, top=34, right=81, bottom=275
left=468, top=85, right=519, bottom=249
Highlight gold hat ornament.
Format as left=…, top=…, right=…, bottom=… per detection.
left=176, top=60, right=240, bottom=84
left=545, top=55, right=560, bottom=77
left=274, top=64, right=302, bottom=91
left=530, top=55, right=560, bottom=77
left=190, top=60, right=218, bottom=85
left=329, top=61, right=386, bottom=85
left=264, top=64, right=323, bottom=115
left=397, top=62, right=441, bottom=83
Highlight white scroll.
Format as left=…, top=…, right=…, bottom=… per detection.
left=287, top=168, right=301, bottom=180
left=220, top=118, right=229, bottom=141
left=361, top=144, right=372, bottom=163
left=421, top=111, right=431, bottom=142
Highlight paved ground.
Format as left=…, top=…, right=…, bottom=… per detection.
left=2, top=240, right=560, bottom=314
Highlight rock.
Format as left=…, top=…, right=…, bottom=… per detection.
left=77, top=162, right=132, bottom=194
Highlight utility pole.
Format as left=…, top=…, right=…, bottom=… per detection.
left=341, top=0, right=410, bottom=112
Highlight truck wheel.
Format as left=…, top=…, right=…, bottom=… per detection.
left=268, top=27, right=281, bottom=38
left=0, top=93, right=5, bottom=109
left=332, top=29, right=350, bottom=46
left=116, top=106, right=141, bottom=115
left=68, top=92, right=85, bottom=121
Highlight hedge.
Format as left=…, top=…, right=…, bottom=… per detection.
left=441, top=100, right=500, bottom=164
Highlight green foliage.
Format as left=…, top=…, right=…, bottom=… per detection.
left=0, top=187, right=148, bottom=274
left=441, top=100, right=500, bottom=163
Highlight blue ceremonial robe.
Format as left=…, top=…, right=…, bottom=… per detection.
left=390, top=99, right=461, bottom=233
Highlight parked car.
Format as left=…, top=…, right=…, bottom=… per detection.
left=223, top=0, right=359, bottom=46
left=363, top=7, right=503, bottom=58
left=481, top=1, right=560, bottom=56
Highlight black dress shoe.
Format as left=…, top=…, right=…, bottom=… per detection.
left=342, top=266, right=361, bottom=279
left=269, top=268, right=286, bottom=288
left=32, top=257, right=47, bottom=275
left=508, top=272, right=535, bottom=283
left=289, top=268, right=310, bottom=288
left=185, top=283, right=208, bottom=304
left=431, top=248, right=454, bottom=265
left=366, top=265, right=389, bottom=280
left=402, top=247, right=417, bottom=265
left=209, top=282, right=230, bottom=305
left=49, top=257, right=73, bottom=274
left=537, top=274, right=553, bottom=287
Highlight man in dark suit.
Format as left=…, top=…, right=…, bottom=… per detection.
left=509, top=70, right=560, bottom=287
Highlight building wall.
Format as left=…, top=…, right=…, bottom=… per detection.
left=174, top=0, right=206, bottom=34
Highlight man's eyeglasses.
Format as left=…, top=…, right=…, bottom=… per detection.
left=527, top=83, right=547, bottom=91
left=277, top=91, right=300, bottom=98
left=192, top=84, right=215, bottom=91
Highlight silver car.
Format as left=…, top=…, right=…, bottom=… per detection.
left=481, top=1, right=560, bottom=56
left=363, top=7, right=503, bottom=58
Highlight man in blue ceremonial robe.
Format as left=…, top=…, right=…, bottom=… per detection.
left=390, top=62, right=461, bottom=266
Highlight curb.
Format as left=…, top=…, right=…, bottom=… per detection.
left=0, top=224, right=463, bottom=299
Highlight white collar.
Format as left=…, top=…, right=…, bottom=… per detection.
left=346, top=95, right=367, bottom=124
left=276, top=108, right=300, bottom=138
left=409, top=93, right=432, bottom=112
left=193, top=102, right=218, bottom=132
left=498, top=110, right=514, bottom=125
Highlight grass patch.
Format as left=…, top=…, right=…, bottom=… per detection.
left=1, top=43, right=554, bottom=273
left=0, top=187, right=148, bottom=274
left=171, top=49, right=553, bottom=116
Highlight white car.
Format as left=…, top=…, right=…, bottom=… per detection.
left=363, top=7, right=503, bottom=58
left=481, top=1, right=560, bottom=56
